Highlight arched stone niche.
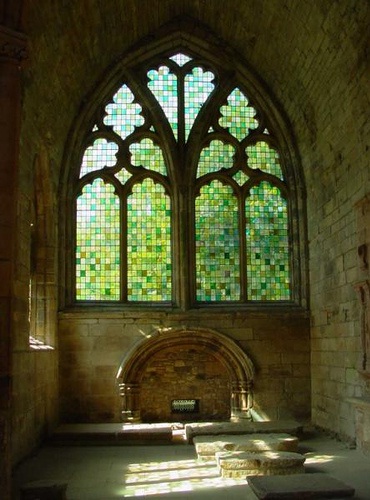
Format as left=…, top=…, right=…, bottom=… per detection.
left=116, top=327, right=255, bottom=422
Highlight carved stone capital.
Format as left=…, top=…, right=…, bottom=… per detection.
left=0, top=25, right=27, bottom=62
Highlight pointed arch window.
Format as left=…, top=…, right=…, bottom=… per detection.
left=73, top=51, right=295, bottom=306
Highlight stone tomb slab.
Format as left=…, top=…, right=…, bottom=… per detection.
left=216, top=450, right=306, bottom=478
left=194, top=433, right=299, bottom=461
left=185, top=420, right=303, bottom=443
left=247, top=473, right=355, bottom=499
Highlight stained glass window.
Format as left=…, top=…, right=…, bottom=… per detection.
left=76, top=180, right=120, bottom=300
left=246, top=141, right=283, bottom=179
left=104, top=85, right=144, bottom=139
left=219, top=88, right=258, bottom=141
left=127, top=179, right=171, bottom=301
left=148, top=66, right=178, bottom=139
left=130, top=139, right=167, bottom=176
left=197, top=141, right=234, bottom=178
left=245, top=182, right=290, bottom=300
left=184, top=67, right=214, bottom=139
left=80, top=139, right=118, bottom=177
left=195, top=181, right=240, bottom=301
left=73, top=51, right=294, bottom=305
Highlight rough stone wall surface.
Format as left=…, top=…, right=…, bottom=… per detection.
left=58, top=311, right=310, bottom=423
left=296, top=4, right=370, bottom=441
left=140, top=346, right=230, bottom=422
left=11, top=351, right=58, bottom=464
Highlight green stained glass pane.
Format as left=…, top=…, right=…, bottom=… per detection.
left=195, top=180, right=240, bottom=301
left=130, top=139, right=167, bottom=175
left=115, top=168, right=132, bottom=185
left=80, top=139, right=118, bottom=177
left=246, top=141, right=283, bottom=179
left=76, top=179, right=120, bottom=300
left=197, top=140, right=234, bottom=178
left=127, top=179, right=171, bottom=301
left=147, top=66, right=178, bottom=139
left=233, top=170, right=250, bottom=186
left=245, top=182, right=290, bottom=300
left=219, top=88, right=258, bottom=141
left=184, top=67, right=214, bottom=140
left=104, top=85, right=144, bottom=140
left=170, top=53, right=192, bottom=66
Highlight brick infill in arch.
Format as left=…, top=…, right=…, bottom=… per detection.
left=116, top=327, right=255, bottom=423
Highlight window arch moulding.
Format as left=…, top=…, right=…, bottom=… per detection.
left=60, top=20, right=308, bottom=311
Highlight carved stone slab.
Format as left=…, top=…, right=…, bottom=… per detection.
left=216, top=450, right=305, bottom=478
left=194, top=433, right=298, bottom=461
left=185, top=420, right=303, bottom=443
left=247, top=472, right=355, bottom=499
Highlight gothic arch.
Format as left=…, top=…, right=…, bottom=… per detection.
left=116, top=327, right=255, bottom=422
left=59, top=17, right=308, bottom=309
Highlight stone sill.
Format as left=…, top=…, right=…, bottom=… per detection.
left=59, top=304, right=309, bottom=321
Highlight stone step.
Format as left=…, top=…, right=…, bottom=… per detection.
left=216, top=450, right=306, bottom=478
left=185, top=420, right=304, bottom=443
left=247, top=473, right=355, bottom=499
left=194, top=433, right=299, bottom=461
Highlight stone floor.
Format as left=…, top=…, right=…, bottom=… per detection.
left=12, top=429, right=370, bottom=499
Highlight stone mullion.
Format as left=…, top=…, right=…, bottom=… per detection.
left=0, top=24, right=27, bottom=499
left=177, top=184, right=192, bottom=310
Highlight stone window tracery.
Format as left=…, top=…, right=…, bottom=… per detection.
left=68, top=47, right=303, bottom=308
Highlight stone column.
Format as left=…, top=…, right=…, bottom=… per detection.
left=231, top=380, right=253, bottom=420
left=118, top=382, right=141, bottom=422
left=0, top=24, right=27, bottom=498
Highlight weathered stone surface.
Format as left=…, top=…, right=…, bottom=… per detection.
left=194, top=433, right=299, bottom=461
left=247, top=473, right=355, bottom=499
left=216, top=450, right=306, bottom=478
left=185, top=420, right=303, bottom=443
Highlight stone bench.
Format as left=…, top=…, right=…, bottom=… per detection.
left=185, top=420, right=303, bottom=443
left=247, top=473, right=355, bottom=499
left=194, top=433, right=299, bottom=461
left=216, top=450, right=306, bottom=478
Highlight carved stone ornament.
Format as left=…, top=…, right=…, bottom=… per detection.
left=0, top=25, right=27, bottom=62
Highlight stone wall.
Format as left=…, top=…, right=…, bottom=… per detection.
left=294, top=4, right=370, bottom=442
left=59, top=310, right=310, bottom=424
